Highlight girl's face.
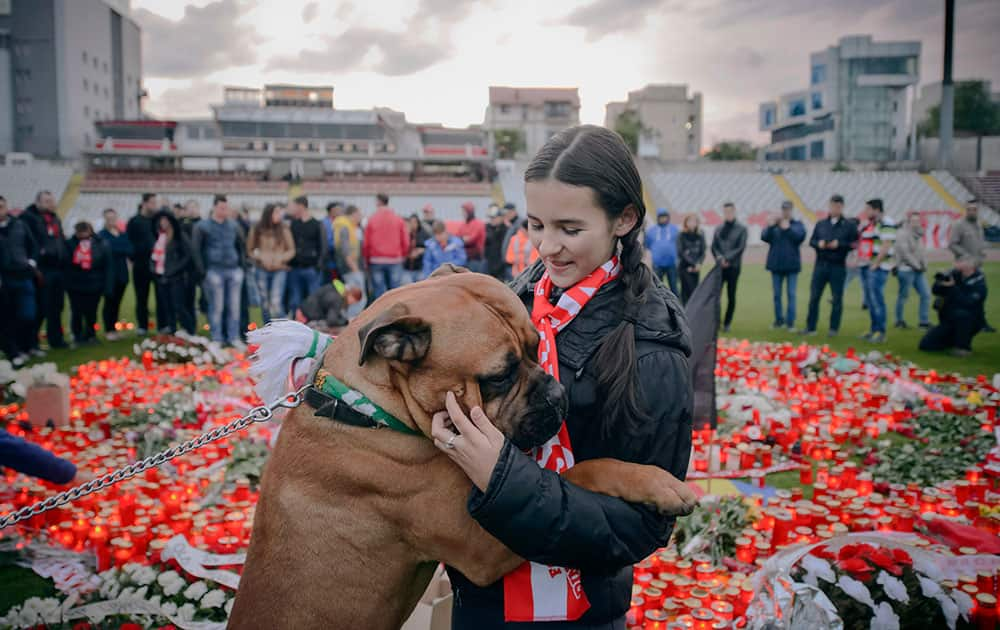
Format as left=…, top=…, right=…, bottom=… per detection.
left=272, top=208, right=284, bottom=224
left=159, top=217, right=172, bottom=236
left=525, top=179, right=636, bottom=288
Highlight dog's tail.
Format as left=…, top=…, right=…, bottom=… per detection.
left=248, top=319, right=332, bottom=404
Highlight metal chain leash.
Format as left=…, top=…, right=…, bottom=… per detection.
left=0, top=385, right=310, bottom=530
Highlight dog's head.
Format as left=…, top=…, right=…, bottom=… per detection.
left=341, top=265, right=566, bottom=449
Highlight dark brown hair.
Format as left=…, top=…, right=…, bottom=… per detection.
left=258, top=203, right=282, bottom=234
left=524, top=124, right=652, bottom=444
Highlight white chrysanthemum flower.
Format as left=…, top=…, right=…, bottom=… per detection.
left=837, top=575, right=876, bottom=610
left=225, top=598, right=235, bottom=615
left=951, top=589, right=974, bottom=620
left=935, top=593, right=959, bottom=630
left=177, top=602, right=197, bottom=621
left=802, top=554, right=836, bottom=583
left=157, top=570, right=185, bottom=597
left=871, top=601, right=900, bottom=630
left=161, top=601, right=178, bottom=617
left=201, top=588, right=228, bottom=609
left=119, top=586, right=136, bottom=599
left=876, top=571, right=909, bottom=604
left=184, top=580, right=209, bottom=602
left=918, top=576, right=943, bottom=599
left=911, top=554, right=944, bottom=582
left=133, top=566, right=158, bottom=586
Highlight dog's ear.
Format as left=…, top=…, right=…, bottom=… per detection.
left=357, top=304, right=432, bottom=366
left=428, top=263, right=469, bottom=279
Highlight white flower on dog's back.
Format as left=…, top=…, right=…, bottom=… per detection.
left=871, top=601, right=900, bottom=630
left=836, top=575, right=876, bottom=610
left=201, top=588, right=228, bottom=608
left=183, top=580, right=208, bottom=601
left=876, top=571, right=909, bottom=603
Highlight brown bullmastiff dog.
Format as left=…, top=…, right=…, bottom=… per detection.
left=229, top=266, right=695, bottom=629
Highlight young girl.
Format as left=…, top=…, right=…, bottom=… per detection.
left=66, top=221, right=112, bottom=345
left=430, top=125, right=693, bottom=629
left=247, top=203, right=295, bottom=323
left=677, top=213, right=706, bottom=304
left=151, top=210, right=197, bottom=334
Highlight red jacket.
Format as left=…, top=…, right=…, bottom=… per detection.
left=363, top=207, right=410, bottom=265
left=457, top=218, right=486, bottom=261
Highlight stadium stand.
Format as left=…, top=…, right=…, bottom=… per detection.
left=645, top=172, right=787, bottom=228
left=65, top=192, right=290, bottom=228
left=0, top=163, right=74, bottom=211
left=956, top=173, right=1000, bottom=214
left=305, top=194, right=496, bottom=222
left=495, top=160, right=527, bottom=214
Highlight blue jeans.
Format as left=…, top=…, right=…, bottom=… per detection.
left=254, top=268, right=288, bottom=323
left=287, top=267, right=321, bottom=317
left=847, top=266, right=868, bottom=308
left=204, top=267, right=244, bottom=344
left=863, top=267, right=890, bottom=333
left=770, top=272, right=798, bottom=326
left=342, top=270, right=366, bottom=320
left=369, top=263, right=403, bottom=299
left=654, top=265, right=678, bottom=295
left=896, top=269, right=931, bottom=326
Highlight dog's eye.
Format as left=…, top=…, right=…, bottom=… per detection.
left=481, top=374, right=509, bottom=388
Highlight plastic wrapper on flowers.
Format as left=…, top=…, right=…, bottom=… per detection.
left=744, top=532, right=1000, bottom=630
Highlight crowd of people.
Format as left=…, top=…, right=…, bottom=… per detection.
left=0, top=190, right=536, bottom=366
left=0, top=184, right=993, bottom=368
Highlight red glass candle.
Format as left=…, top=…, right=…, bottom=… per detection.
left=89, top=525, right=111, bottom=571
left=799, top=462, right=813, bottom=485
left=643, top=609, right=668, bottom=630
left=735, top=536, right=754, bottom=564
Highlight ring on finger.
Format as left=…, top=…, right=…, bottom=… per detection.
left=445, top=434, right=458, bottom=449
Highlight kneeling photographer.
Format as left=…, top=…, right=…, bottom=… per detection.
left=918, top=258, right=987, bottom=357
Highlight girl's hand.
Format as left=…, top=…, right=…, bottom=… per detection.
left=431, top=391, right=505, bottom=491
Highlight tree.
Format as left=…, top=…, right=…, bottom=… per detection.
left=706, top=140, right=756, bottom=161
left=493, top=129, right=525, bottom=159
left=614, top=110, right=643, bottom=155
left=918, top=80, right=1000, bottom=137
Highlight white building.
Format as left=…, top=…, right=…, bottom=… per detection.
left=759, top=35, right=920, bottom=163
left=604, top=84, right=702, bottom=160
left=0, top=0, right=143, bottom=158
left=482, top=87, right=580, bottom=159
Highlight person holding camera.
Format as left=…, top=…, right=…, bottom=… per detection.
left=918, top=257, right=987, bottom=357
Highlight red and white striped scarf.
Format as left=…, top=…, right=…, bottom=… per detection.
left=72, top=239, right=93, bottom=271
left=503, top=257, right=620, bottom=622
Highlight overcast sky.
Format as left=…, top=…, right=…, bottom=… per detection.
left=133, top=0, right=1000, bottom=148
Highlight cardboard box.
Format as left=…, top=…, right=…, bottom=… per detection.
left=401, top=565, right=453, bottom=630
left=26, top=383, right=70, bottom=427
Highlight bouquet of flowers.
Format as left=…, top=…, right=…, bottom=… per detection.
left=0, top=562, right=234, bottom=629
left=200, top=438, right=271, bottom=507
left=134, top=332, right=230, bottom=366
left=863, top=412, right=996, bottom=487
left=109, top=391, right=199, bottom=459
left=745, top=533, right=991, bottom=630
left=15, top=362, right=70, bottom=390
left=672, top=495, right=757, bottom=566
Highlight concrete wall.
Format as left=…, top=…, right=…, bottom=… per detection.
left=919, top=136, right=1000, bottom=172
left=0, top=29, right=13, bottom=153
left=119, top=13, right=141, bottom=119
left=59, top=0, right=117, bottom=156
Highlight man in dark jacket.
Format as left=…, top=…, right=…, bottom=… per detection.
left=0, top=195, right=39, bottom=366
left=499, top=202, right=520, bottom=280
left=919, top=258, right=987, bottom=357
left=287, top=195, right=325, bottom=317
left=126, top=192, right=159, bottom=335
left=803, top=194, right=857, bottom=336
left=98, top=208, right=133, bottom=341
left=178, top=199, right=206, bottom=320
left=711, top=202, right=747, bottom=332
left=444, top=263, right=693, bottom=628
left=21, top=190, right=68, bottom=350
left=761, top=200, right=807, bottom=330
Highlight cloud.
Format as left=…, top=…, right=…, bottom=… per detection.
left=267, top=0, right=481, bottom=76
left=302, top=1, right=318, bottom=23
left=268, top=27, right=451, bottom=76
left=146, top=80, right=222, bottom=119
left=133, top=0, right=264, bottom=78
left=561, top=0, right=675, bottom=42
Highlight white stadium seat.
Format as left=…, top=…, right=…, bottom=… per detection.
left=0, top=164, right=73, bottom=211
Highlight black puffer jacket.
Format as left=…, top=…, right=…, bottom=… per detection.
left=21, top=204, right=68, bottom=269
left=65, top=236, right=113, bottom=295
left=0, top=217, right=38, bottom=280
left=447, top=262, right=693, bottom=628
